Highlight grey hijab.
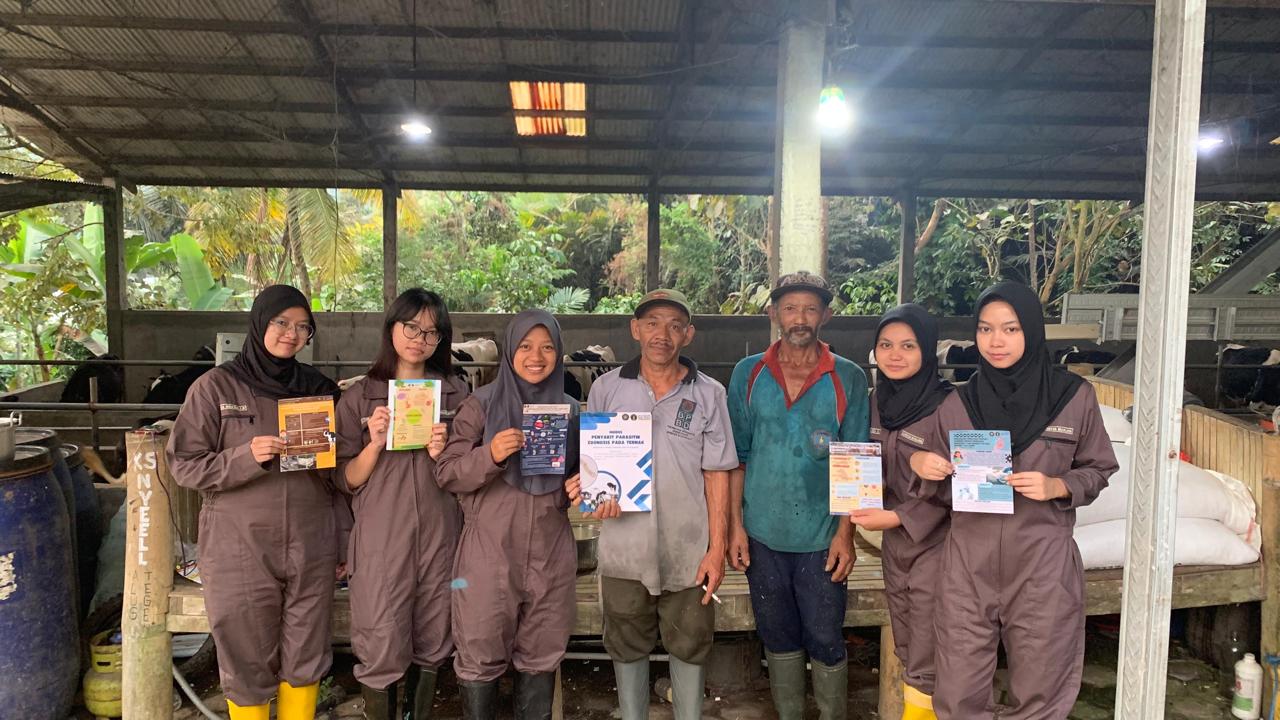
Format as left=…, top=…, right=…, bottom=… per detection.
left=473, top=309, right=579, bottom=495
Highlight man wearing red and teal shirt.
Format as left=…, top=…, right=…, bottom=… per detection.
left=727, top=271, right=869, bottom=720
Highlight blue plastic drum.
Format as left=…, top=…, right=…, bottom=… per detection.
left=14, top=428, right=79, bottom=619
left=62, top=444, right=102, bottom=621
left=0, top=445, right=79, bottom=720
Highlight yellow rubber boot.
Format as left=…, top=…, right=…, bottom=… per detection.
left=226, top=698, right=271, bottom=720
left=902, top=684, right=937, bottom=720
left=277, top=681, right=320, bottom=720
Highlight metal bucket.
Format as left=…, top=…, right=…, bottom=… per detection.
left=0, top=416, right=15, bottom=462
left=573, top=523, right=600, bottom=575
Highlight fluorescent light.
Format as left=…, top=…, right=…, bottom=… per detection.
left=817, top=85, right=853, bottom=133
left=400, top=119, right=432, bottom=140
left=1197, top=133, right=1225, bottom=151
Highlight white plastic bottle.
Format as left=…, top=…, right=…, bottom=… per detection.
left=1231, top=652, right=1263, bottom=720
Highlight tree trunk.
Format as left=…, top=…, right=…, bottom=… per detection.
left=283, top=206, right=312, bottom=300
left=30, top=323, right=49, bottom=382
left=245, top=253, right=258, bottom=292
left=1028, top=203, right=1039, bottom=294
left=915, top=199, right=945, bottom=252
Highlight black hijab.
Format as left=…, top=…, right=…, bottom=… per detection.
left=223, top=284, right=338, bottom=400
left=473, top=309, right=579, bottom=495
left=874, top=304, right=953, bottom=430
left=959, top=281, right=1083, bottom=455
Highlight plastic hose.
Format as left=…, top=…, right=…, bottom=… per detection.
left=1263, top=653, right=1280, bottom=720
left=173, top=663, right=226, bottom=720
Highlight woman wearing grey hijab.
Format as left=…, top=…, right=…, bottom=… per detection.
left=436, top=310, right=580, bottom=720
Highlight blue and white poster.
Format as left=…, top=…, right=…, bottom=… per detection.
left=949, top=430, right=1015, bottom=514
left=579, top=412, right=653, bottom=512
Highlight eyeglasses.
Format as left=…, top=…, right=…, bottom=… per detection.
left=400, top=321, right=443, bottom=343
left=267, top=318, right=314, bottom=339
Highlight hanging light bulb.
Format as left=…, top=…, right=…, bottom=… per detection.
left=1197, top=133, right=1225, bottom=152
left=401, top=118, right=432, bottom=140
left=399, top=0, right=431, bottom=142
left=817, top=85, right=853, bottom=133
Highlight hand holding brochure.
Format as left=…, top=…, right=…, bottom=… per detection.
left=579, top=412, right=654, bottom=513
left=277, top=396, right=337, bottom=472
left=949, top=430, right=1014, bottom=514
left=828, top=442, right=884, bottom=514
left=520, top=404, right=571, bottom=476
left=386, top=379, right=442, bottom=451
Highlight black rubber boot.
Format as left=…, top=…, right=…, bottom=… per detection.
left=361, top=679, right=398, bottom=720
left=513, top=671, right=556, bottom=720
left=404, top=665, right=438, bottom=720
left=459, top=679, right=499, bottom=720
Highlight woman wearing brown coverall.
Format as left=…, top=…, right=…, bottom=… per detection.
left=168, top=285, right=339, bottom=720
left=435, top=309, right=580, bottom=720
left=911, top=281, right=1118, bottom=720
left=850, top=304, right=953, bottom=720
left=337, top=288, right=469, bottom=719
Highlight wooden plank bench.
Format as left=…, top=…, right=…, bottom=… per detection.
left=125, top=375, right=1280, bottom=718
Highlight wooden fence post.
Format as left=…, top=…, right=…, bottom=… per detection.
left=122, top=429, right=175, bottom=719
left=879, top=623, right=904, bottom=719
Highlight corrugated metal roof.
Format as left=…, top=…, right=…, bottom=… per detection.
left=0, top=0, right=1273, bottom=199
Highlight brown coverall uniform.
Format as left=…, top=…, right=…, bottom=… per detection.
left=335, top=374, right=469, bottom=689
left=434, top=395, right=577, bottom=683
left=919, top=384, right=1117, bottom=720
left=869, top=399, right=950, bottom=697
left=168, top=367, right=338, bottom=706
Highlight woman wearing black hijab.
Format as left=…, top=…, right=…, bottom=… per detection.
left=909, top=282, right=1118, bottom=720
left=850, top=304, right=952, bottom=720
left=168, top=285, right=339, bottom=720
left=435, top=310, right=581, bottom=720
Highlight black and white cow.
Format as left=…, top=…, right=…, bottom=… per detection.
left=936, top=340, right=980, bottom=383
left=451, top=338, right=499, bottom=391
left=565, top=345, right=616, bottom=401
left=143, top=345, right=215, bottom=405
left=1221, top=344, right=1280, bottom=408
left=60, top=353, right=125, bottom=403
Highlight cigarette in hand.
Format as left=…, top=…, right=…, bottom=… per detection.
left=701, top=584, right=723, bottom=605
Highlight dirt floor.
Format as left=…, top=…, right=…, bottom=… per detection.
left=150, top=621, right=1245, bottom=720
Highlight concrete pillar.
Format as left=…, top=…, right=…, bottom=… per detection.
left=897, top=193, right=918, bottom=303
left=382, top=184, right=398, bottom=309
left=1114, top=0, right=1207, bottom=716
left=646, top=192, right=661, bottom=291
left=770, top=2, right=831, bottom=280
left=103, top=183, right=126, bottom=357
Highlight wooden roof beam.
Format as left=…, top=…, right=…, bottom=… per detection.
left=97, top=152, right=1280, bottom=185
left=9, top=94, right=1158, bottom=128
left=5, top=56, right=1276, bottom=94
left=0, top=13, right=775, bottom=44
left=120, top=176, right=1276, bottom=202
left=33, top=122, right=1276, bottom=156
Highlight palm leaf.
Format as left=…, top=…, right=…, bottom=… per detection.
left=289, top=188, right=359, bottom=287
left=171, top=233, right=218, bottom=307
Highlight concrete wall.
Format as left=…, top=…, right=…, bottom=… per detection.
left=0, top=379, right=65, bottom=402
left=118, top=310, right=1088, bottom=402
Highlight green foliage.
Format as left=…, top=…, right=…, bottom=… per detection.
left=594, top=291, right=644, bottom=314
left=912, top=207, right=990, bottom=316
left=837, top=264, right=899, bottom=316
left=720, top=282, right=771, bottom=315
left=545, top=287, right=591, bottom=313
left=3, top=167, right=1278, bottom=393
